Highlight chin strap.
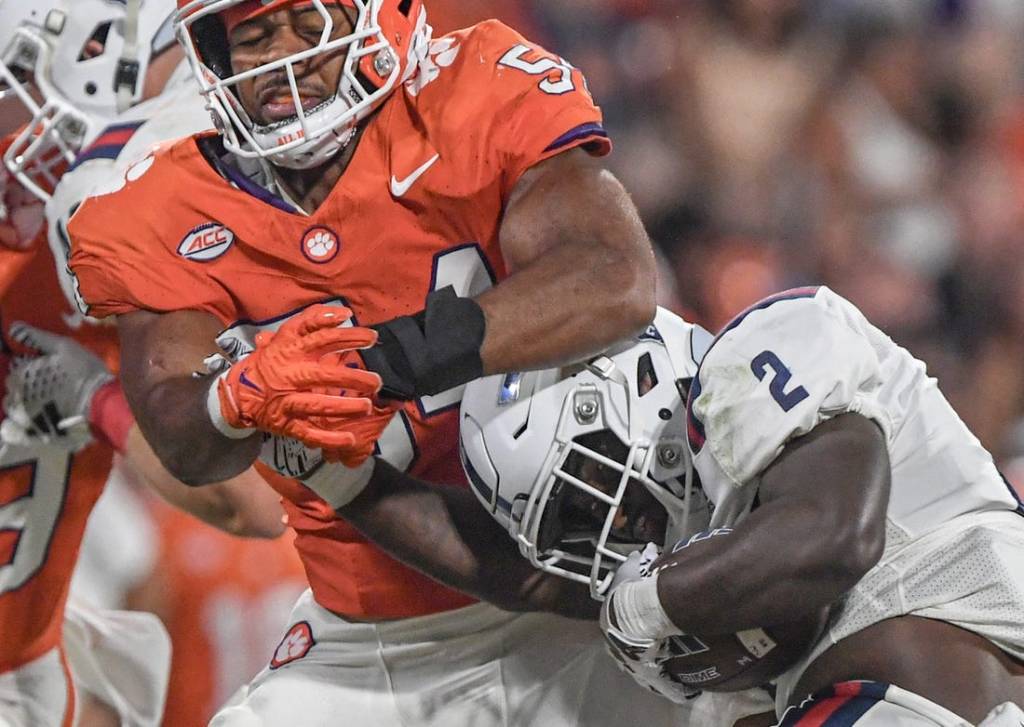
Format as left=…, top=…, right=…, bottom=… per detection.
left=115, top=0, right=142, bottom=111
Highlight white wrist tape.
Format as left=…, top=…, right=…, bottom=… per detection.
left=300, top=456, right=377, bottom=510
left=611, top=573, right=681, bottom=642
left=205, top=371, right=254, bottom=440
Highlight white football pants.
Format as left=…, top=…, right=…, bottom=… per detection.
left=210, top=588, right=695, bottom=727
left=0, top=604, right=170, bottom=727
left=0, top=649, right=73, bottom=727
left=62, top=601, right=171, bottom=727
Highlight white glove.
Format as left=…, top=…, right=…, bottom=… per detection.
left=599, top=543, right=700, bottom=705
left=608, top=542, right=660, bottom=592
left=1, top=322, right=113, bottom=451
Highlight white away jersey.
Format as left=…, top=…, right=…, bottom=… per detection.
left=686, top=286, right=1022, bottom=535
left=44, top=60, right=212, bottom=317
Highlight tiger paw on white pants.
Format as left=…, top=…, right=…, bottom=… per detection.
left=210, top=589, right=701, bottom=727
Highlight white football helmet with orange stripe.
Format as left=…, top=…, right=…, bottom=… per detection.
left=0, top=0, right=178, bottom=200
left=175, top=0, right=431, bottom=169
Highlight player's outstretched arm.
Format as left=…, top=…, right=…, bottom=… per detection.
left=118, top=308, right=263, bottom=484
left=361, top=148, right=656, bottom=400
left=606, top=414, right=890, bottom=643
left=118, top=306, right=384, bottom=484
left=481, top=147, right=657, bottom=371
left=339, top=459, right=599, bottom=619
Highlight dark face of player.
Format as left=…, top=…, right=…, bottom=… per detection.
left=228, top=3, right=354, bottom=127
left=553, top=432, right=669, bottom=547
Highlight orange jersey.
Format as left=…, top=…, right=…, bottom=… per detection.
left=69, top=21, right=611, bottom=619
left=129, top=495, right=305, bottom=727
left=0, top=243, right=119, bottom=671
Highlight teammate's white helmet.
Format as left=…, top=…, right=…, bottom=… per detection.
left=460, top=308, right=714, bottom=600
left=175, top=0, right=431, bottom=169
left=0, top=0, right=177, bottom=200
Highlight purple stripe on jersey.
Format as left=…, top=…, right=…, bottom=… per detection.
left=68, top=144, right=126, bottom=170
left=212, top=156, right=297, bottom=214
left=779, top=681, right=891, bottom=726
left=997, top=471, right=1024, bottom=517
left=542, top=122, right=609, bottom=153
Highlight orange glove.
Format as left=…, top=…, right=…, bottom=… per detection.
left=315, top=348, right=400, bottom=466
left=319, top=402, right=400, bottom=466
left=207, top=305, right=384, bottom=456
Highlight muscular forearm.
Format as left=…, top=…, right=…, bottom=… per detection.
left=654, top=416, right=890, bottom=636
left=341, top=460, right=598, bottom=619
left=128, top=373, right=261, bottom=485
left=476, top=235, right=654, bottom=373
left=653, top=500, right=868, bottom=636
left=118, top=308, right=262, bottom=485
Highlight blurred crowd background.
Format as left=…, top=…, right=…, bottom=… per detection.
left=57, top=2, right=1024, bottom=724
left=433, top=0, right=1024, bottom=485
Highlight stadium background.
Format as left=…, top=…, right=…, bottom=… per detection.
left=62, top=1, right=1024, bottom=724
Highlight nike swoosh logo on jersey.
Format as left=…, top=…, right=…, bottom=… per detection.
left=390, top=154, right=439, bottom=197
left=239, top=371, right=262, bottom=392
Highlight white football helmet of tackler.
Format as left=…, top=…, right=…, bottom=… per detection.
left=0, top=0, right=177, bottom=199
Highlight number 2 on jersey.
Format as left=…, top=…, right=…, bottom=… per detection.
left=751, top=350, right=809, bottom=412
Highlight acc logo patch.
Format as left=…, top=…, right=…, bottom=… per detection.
left=301, top=225, right=340, bottom=263
left=269, top=621, right=315, bottom=669
left=178, top=222, right=234, bottom=261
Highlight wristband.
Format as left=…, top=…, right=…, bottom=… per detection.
left=205, top=371, right=255, bottom=440
left=88, top=380, right=134, bottom=454
left=610, top=572, right=682, bottom=642
left=361, top=286, right=486, bottom=400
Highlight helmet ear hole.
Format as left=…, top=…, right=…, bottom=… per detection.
left=77, top=22, right=111, bottom=61
left=637, top=351, right=658, bottom=396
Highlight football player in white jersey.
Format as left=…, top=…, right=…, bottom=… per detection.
left=473, top=286, right=1023, bottom=725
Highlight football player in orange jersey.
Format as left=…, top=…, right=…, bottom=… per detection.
left=0, top=2, right=294, bottom=724
left=65, top=1, right=689, bottom=725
